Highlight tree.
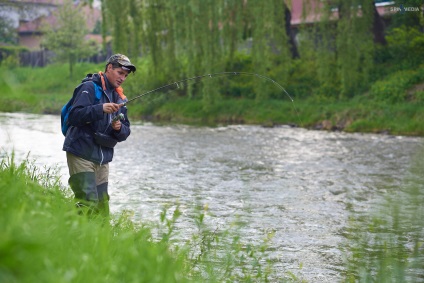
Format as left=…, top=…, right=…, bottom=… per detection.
left=0, top=0, right=22, bottom=45
left=0, top=15, right=17, bottom=45
left=42, top=0, right=97, bottom=79
left=371, top=1, right=387, bottom=45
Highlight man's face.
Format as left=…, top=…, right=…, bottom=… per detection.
left=106, top=64, right=130, bottom=88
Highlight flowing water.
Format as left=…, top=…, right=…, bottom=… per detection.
left=1, top=112, right=422, bottom=282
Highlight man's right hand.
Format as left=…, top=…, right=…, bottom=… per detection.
left=103, top=103, right=121, bottom=114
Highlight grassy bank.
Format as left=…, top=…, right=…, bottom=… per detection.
left=2, top=149, right=424, bottom=282
left=1, top=64, right=424, bottom=136
left=0, top=155, right=187, bottom=283
left=0, top=155, right=285, bottom=282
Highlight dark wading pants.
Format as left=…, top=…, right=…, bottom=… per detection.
left=67, top=153, right=110, bottom=216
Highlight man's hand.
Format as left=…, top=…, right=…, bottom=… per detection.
left=112, top=120, right=122, bottom=131
left=103, top=103, right=121, bottom=114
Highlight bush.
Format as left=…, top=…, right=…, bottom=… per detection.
left=0, top=46, right=29, bottom=68
left=369, top=65, right=424, bottom=103
left=386, top=26, right=424, bottom=70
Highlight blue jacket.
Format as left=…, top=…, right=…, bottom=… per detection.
left=63, top=73, right=131, bottom=165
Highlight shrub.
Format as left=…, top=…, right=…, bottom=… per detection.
left=369, top=66, right=424, bottom=103
left=386, top=26, right=424, bottom=70
left=0, top=46, right=29, bottom=68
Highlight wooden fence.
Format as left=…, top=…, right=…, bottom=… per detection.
left=17, top=50, right=112, bottom=67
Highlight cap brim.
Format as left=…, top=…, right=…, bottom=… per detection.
left=121, top=65, right=136, bottom=72
left=117, top=60, right=136, bottom=72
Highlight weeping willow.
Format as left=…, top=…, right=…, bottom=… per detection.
left=101, top=0, right=377, bottom=102
left=335, top=0, right=374, bottom=98
left=100, top=0, right=295, bottom=104
left=303, top=0, right=375, bottom=99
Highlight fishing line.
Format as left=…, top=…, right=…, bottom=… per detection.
left=122, top=72, right=302, bottom=126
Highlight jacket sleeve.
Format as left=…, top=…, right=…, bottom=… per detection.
left=113, top=106, right=131, bottom=142
left=68, top=82, right=104, bottom=127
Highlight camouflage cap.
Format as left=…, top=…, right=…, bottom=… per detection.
left=106, top=54, right=136, bottom=73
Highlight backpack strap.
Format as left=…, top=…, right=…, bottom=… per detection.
left=92, top=81, right=103, bottom=103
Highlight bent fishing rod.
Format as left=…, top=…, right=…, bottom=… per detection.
left=118, top=71, right=302, bottom=126
left=122, top=72, right=294, bottom=106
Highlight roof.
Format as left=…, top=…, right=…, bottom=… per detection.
left=17, top=2, right=101, bottom=33
left=289, top=0, right=396, bottom=26
left=9, top=0, right=63, bottom=5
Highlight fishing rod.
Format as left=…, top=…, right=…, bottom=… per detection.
left=118, top=71, right=302, bottom=127
left=122, top=72, right=294, bottom=106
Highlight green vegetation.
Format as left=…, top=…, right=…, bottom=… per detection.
left=1, top=1, right=423, bottom=135
left=0, top=155, right=287, bottom=282
left=41, top=1, right=99, bottom=79
left=1, top=60, right=424, bottom=136
left=342, top=148, right=424, bottom=282
left=0, top=155, right=183, bottom=283
left=1, top=1, right=423, bottom=281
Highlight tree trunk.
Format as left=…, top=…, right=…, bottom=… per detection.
left=284, top=5, right=300, bottom=59
left=371, top=1, right=387, bottom=45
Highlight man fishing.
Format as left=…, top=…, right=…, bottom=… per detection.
left=63, top=54, right=136, bottom=216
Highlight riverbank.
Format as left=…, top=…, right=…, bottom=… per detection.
left=0, top=156, right=186, bottom=283
left=1, top=63, right=423, bottom=136
left=0, top=156, right=283, bottom=282
left=129, top=96, right=424, bottom=136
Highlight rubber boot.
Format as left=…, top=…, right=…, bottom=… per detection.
left=96, top=182, right=110, bottom=217
left=68, top=172, right=98, bottom=216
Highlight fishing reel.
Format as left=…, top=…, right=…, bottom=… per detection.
left=112, top=113, right=124, bottom=122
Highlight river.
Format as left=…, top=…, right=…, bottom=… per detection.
left=0, top=112, right=422, bottom=282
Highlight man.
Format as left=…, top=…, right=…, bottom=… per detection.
left=63, top=54, right=136, bottom=216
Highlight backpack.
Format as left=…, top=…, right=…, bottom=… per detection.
left=61, top=75, right=103, bottom=136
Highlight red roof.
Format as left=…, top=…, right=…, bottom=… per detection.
left=18, top=3, right=101, bottom=33
left=18, top=15, right=56, bottom=33
left=289, top=0, right=396, bottom=26
left=12, top=0, right=63, bottom=5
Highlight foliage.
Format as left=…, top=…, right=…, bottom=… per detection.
left=0, top=154, right=293, bottom=282
left=0, top=14, right=17, bottom=45
left=369, top=65, right=424, bottom=103
left=385, top=26, right=424, bottom=70
left=0, top=46, right=29, bottom=68
left=4, top=0, right=421, bottom=104
left=3, top=0, right=423, bottom=103
left=342, top=147, right=424, bottom=282
left=2, top=61, right=424, bottom=135
left=391, top=0, right=424, bottom=28
left=336, top=0, right=374, bottom=98
left=41, top=0, right=99, bottom=79
left=302, top=0, right=376, bottom=99
left=0, top=156, right=187, bottom=283
left=101, top=0, right=294, bottom=104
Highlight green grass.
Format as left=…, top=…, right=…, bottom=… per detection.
left=0, top=63, right=102, bottom=113
left=342, top=149, right=424, bottom=282
left=0, top=154, right=188, bottom=283
left=0, top=154, right=287, bottom=283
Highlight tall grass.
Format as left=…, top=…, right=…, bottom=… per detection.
left=0, top=154, right=287, bottom=283
left=342, top=148, right=424, bottom=282
left=0, top=153, right=188, bottom=283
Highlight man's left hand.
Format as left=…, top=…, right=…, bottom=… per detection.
left=112, top=120, right=121, bottom=131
